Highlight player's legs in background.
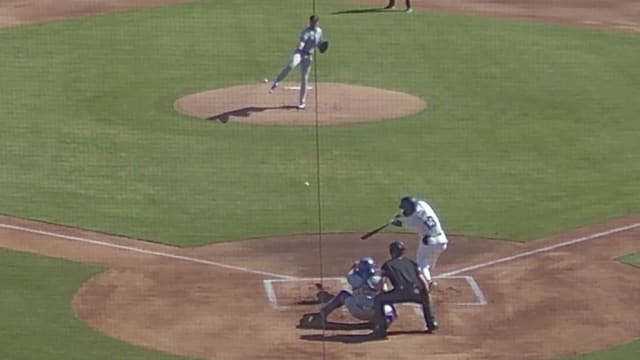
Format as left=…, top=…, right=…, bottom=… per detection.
left=272, top=52, right=302, bottom=89
left=298, top=56, right=312, bottom=107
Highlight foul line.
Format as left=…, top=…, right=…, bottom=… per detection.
left=438, top=222, right=640, bottom=278
left=0, top=223, right=295, bottom=280
left=1, top=221, right=638, bottom=282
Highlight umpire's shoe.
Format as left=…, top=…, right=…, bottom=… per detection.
left=425, top=322, right=439, bottom=334
left=369, top=324, right=388, bottom=340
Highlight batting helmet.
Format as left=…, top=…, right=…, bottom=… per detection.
left=399, top=196, right=417, bottom=216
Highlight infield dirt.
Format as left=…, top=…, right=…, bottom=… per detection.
left=1, top=214, right=639, bottom=359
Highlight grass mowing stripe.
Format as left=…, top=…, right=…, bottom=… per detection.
left=0, top=0, right=638, bottom=245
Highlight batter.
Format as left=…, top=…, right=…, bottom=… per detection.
left=392, top=196, right=449, bottom=286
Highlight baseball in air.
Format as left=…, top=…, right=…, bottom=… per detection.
left=263, top=78, right=269, bottom=83
left=304, top=181, right=310, bottom=186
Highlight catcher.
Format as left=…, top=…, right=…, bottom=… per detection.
left=269, top=14, right=329, bottom=110
left=300, top=256, right=397, bottom=328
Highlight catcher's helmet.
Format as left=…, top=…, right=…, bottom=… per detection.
left=399, top=196, right=417, bottom=216
left=389, top=240, right=406, bottom=258
left=354, top=256, right=376, bottom=277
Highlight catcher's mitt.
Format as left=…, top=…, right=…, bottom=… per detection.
left=318, top=40, right=329, bottom=53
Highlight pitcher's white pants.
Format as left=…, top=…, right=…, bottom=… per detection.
left=273, top=51, right=312, bottom=106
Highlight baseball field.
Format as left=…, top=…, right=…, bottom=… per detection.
left=0, top=0, right=639, bottom=359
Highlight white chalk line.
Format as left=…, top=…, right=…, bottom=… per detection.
left=1, top=221, right=638, bottom=288
left=264, top=275, right=487, bottom=315
left=438, top=222, right=640, bottom=278
left=3, top=220, right=637, bottom=320
left=0, top=223, right=295, bottom=280
left=264, top=277, right=351, bottom=314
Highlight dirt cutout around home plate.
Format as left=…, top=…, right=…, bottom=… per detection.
left=1, top=214, right=639, bottom=360
left=174, top=83, right=427, bottom=126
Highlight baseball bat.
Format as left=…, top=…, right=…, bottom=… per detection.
left=360, top=222, right=392, bottom=240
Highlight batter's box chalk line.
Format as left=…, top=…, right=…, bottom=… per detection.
left=283, top=86, right=313, bottom=91
left=263, top=275, right=487, bottom=317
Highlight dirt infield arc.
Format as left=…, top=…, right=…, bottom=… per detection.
left=174, top=83, right=427, bottom=126
left=1, top=214, right=639, bottom=360
left=1, top=0, right=639, bottom=33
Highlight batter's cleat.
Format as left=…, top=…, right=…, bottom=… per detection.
left=405, top=8, right=413, bottom=13
left=383, top=4, right=395, bottom=10
left=297, top=103, right=306, bottom=110
left=269, top=82, right=278, bottom=93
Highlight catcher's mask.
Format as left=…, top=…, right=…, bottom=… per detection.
left=389, top=241, right=406, bottom=258
left=399, top=196, right=417, bottom=216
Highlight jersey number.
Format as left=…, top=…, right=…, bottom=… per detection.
left=424, top=216, right=437, bottom=230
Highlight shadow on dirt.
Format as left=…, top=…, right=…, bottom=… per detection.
left=300, top=329, right=431, bottom=343
left=300, top=333, right=382, bottom=343
left=297, top=320, right=371, bottom=331
left=295, top=290, right=334, bottom=306
left=331, top=8, right=398, bottom=15
left=207, top=105, right=299, bottom=123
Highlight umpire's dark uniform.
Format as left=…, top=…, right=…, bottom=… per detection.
left=371, top=240, right=438, bottom=337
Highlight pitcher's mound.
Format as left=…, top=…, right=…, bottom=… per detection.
left=174, top=82, right=426, bottom=126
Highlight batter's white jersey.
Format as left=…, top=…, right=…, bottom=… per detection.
left=400, top=199, right=449, bottom=282
left=400, top=200, right=448, bottom=245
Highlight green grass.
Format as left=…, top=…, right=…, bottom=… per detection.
left=554, top=340, right=640, bottom=360
left=619, top=252, right=640, bottom=267
left=0, top=248, right=186, bottom=359
left=0, top=2, right=639, bottom=360
left=0, top=0, right=638, bottom=246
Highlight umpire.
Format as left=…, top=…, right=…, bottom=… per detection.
left=370, top=240, right=438, bottom=338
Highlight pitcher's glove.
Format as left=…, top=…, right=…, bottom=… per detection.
left=318, top=40, right=329, bottom=53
